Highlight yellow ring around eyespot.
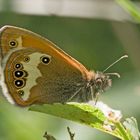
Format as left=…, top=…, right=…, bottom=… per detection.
left=23, top=56, right=30, bottom=63
left=13, top=70, right=27, bottom=79
left=14, top=79, right=26, bottom=89
left=17, top=90, right=24, bottom=96
left=14, top=63, right=23, bottom=70
left=9, top=39, right=18, bottom=48
left=40, top=55, right=51, bottom=65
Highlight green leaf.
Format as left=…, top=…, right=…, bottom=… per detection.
left=123, top=117, right=140, bottom=140
left=29, top=102, right=133, bottom=139
left=116, top=0, right=140, bottom=22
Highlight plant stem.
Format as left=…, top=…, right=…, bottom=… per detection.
left=115, top=122, right=131, bottom=140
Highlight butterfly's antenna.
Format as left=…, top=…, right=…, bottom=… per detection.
left=103, top=55, right=128, bottom=73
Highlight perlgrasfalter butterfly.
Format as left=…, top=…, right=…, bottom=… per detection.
left=0, top=25, right=128, bottom=106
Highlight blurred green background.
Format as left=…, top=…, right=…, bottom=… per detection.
left=0, top=0, right=140, bottom=140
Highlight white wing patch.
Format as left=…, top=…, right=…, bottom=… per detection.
left=20, top=52, right=47, bottom=101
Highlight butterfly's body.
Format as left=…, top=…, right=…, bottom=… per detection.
left=0, top=26, right=112, bottom=106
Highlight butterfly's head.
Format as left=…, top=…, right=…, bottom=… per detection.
left=93, top=71, right=112, bottom=94
left=90, top=55, right=128, bottom=101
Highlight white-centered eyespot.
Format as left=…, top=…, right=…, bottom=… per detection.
left=15, top=63, right=23, bottom=69
left=13, top=70, right=28, bottom=78
left=40, top=55, right=51, bottom=65
left=14, top=79, right=25, bottom=88
left=17, top=90, right=24, bottom=96
left=9, top=40, right=18, bottom=48
left=23, top=56, right=30, bottom=63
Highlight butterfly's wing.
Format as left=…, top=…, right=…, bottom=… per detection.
left=0, top=25, right=95, bottom=106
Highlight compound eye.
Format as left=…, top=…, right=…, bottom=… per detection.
left=40, top=55, right=51, bottom=64
left=96, top=78, right=103, bottom=87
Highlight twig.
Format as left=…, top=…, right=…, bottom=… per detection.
left=67, top=127, right=75, bottom=140
left=43, top=127, right=75, bottom=140
left=43, top=131, right=56, bottom=140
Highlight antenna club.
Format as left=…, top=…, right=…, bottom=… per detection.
left=106, top=73, right=120, bottom=78
left=121, top=55, right=128, bottom=59
left=103, top=54, right=128, bottom=73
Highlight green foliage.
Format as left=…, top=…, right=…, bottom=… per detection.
left=116, top=0, right=140, bottom=22
left=0, top=5, right=139, bottom=139
left=123, top=117, right=140, bottom=140
left=30, top=102, right=140, bottom=140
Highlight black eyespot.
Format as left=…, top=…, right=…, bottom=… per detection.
left=40, top=56, right=51, bottom=64
left=15, top=63, right=23, bottom=69
left=14, top=79, right=25, bottom=88
left=18, top=90, right=24, bottom=96
left=14, top=71, right=24, bottom=78
left=9, top=40, right=18, bottom=48
left=24, top=56, right=30, bottom=62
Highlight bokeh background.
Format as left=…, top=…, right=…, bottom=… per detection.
left=0, top=0, right=140, bottom=139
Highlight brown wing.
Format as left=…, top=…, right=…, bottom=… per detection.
left=0, top=25, right=95, bottom=106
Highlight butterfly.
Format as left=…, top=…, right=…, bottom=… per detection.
left=0, top=25, right=127, bottom=106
